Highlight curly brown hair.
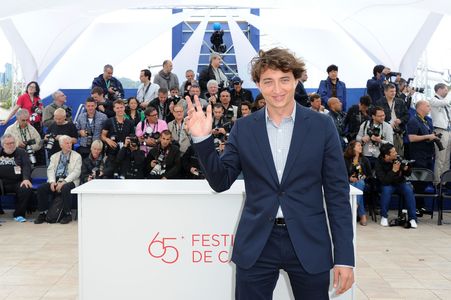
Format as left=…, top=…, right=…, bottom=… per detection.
left=250, top=48, right=306, bottom=83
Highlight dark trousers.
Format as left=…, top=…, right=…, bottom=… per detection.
left=37, top=182, right=75, bottom=214
left=3, top=182, right=33, bottom=218
left=235, top=225, right=330, bottom=300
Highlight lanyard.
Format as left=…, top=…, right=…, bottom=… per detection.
left=18, top=125, right=30, bottom=143
left=56, top=152, right=71, bottom=178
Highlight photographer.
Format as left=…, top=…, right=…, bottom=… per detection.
left=42, top=90, right=72, bottom=128
left=180, top=69, right=196, bottom=98
left=45, top=108, right=78, bottom=159
left=356, top=106, right=394, bottom=166
left=230, top=76, right=254, bottom=110
left=91, top=64, right=124, bottom=100
left=101, top=99, right=134, bottom=177
left=5, top=109, right=42, bottom=165
left=375, top=143, right=417, bottom=228
left=91, top=87, right=115, bottom=118
left=344, top=96, right=371, bottom=142
left=327, top=97, right=347, bottom=148
left=0, top=134, right=33, bottom=222
left=199, top=53, right=228, bottom=96
left=211, top=103, right=231, bottom=146
left=116, top=135, right=146, bottom=179
left=181, top=144, right=204, bottom=179
left=220, top=89, right=238, bottom=123
left=366, top=65, right=390, bottom=103
left=147, top=88, right=173, bottom=123
left=205, top=80, right=220, bottom=106
left=81, top=140, right=105, bottom=183
left=146, top=130, right=181, bottom=179
left=429, top=83, right=451, bottom=182
left=75, top=97, right=108, bottom=159
left=375, top=83, right=409, bottom=156
left=35, top=135, right=82, bottom=225
left=137, top=69, right=159, bottom=109
left=168, top=104, right=190, bottom=155
left=181, top=84, right=208, bottom=114
left=135, top=107, right=168, bottom=155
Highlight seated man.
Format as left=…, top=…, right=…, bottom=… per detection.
left=80, top=140, right=105, bottom=184
left=375, top=143, right=417, bottom=228
left=219, top=89, right=238, bottom=123
left=45, top=108, right=78, bottom=159
left=75, top=97, right=108, bottom=158
left=0, top=134, right=33, bottom=222
left=239, top=101, right=252, bottom=118
left=211, top=103, right=232, bottom=148
left=327, top=97, right=347, bottom=148
left=180, top=83, right=208, bottom=114
left=4, top=109, right=42, bottom=165
left=146, top=130, right=181, bottom=179
left=42, top=90, right=72, bottom=128
left=135, top=107, right=168, bottom=155
left=92, top=64, right=124, bottom=101
left=168, top=104, right=190, bottom=156
left=230, top=76, right=254, bottom=108
left=35, top=135, right=82, bottom=225
left=116, top=135, right=146, bottom=179
left=148, top=87, right=173, bottom=123
left=205, top=79, right=220, bottom=105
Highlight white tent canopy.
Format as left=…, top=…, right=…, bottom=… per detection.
left=0, top=0, right=450, bottom=96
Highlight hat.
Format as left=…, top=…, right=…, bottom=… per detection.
left=232, top=76, right=242, bottom=84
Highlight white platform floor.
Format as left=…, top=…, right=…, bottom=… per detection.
left=1, top=210, right=451, bottom=300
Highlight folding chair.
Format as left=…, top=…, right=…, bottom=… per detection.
left=407, top=168, right=438, bottom=220
left=438, top=170, right=451, bottom=225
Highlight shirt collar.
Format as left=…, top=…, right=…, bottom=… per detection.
left=265, top=101, right=296, bottom=123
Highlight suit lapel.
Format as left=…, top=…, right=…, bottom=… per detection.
left=252, top=109, right=279, bottom=185
left=281, top=105, right=310, bottom=185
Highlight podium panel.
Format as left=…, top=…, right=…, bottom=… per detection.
left=73, top=180, right=359, bottom=300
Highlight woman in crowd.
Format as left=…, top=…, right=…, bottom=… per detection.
left=125, top=96, right=144, bottom=129
left=80, top=140, right=105, bottom=183
left=1, top=81, right=44, bottom=133
left=343, top=140, right=372, bottom=226
left=252, top=93, right=266, bottom=112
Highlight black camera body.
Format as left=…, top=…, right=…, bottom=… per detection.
left=433, top=131, right=444, bottom=151
left=388, top=72, right=401, bottom=77
left=128, top=135, right=139, bottom=148
left=395, top=155, right=415, bottom=169
left=45, top=133, right=57, bottom=150
left=367, top=126, right=380, bottom=137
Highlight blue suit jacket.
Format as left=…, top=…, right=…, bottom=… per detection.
left=194, top=103, right=354, bottom=274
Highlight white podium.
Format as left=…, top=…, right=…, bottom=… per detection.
left=72, top=180, right=360, bottom=300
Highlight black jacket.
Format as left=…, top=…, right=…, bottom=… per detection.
left=375, top=97, right=409, bottom=130
left=81, top=154, right=105, bottom=183
left=0, top=148, right=31, bottom=184
left=344, top=156, right=372, bottom=179
left=116, top=147, right=146, bottom=179
left=91, top=74, right=124, bottom=99
left=148, top=98, right=174, bottom=123
left=375, top=157, right=411, bottom=185
left=230, top=88, right=254, bottom=107
left=344, top=105, right=370, bottom=141
left=146, top=144, right=181, bottom=179
left=294, top=81, right=309, bottom=107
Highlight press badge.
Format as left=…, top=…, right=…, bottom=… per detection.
left=14, top=166, right=22, bottom=175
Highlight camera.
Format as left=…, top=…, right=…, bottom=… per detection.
left=395, top=155, right=415, bottom=169
left=171, top=95, right=181, bottom=105
left=91, top=167, right=101, bottom=179
left=127, top=134, right=139, bottom=148
left=225, top=108, right=234, bottom=121
left=143, top=126, right=161, bottom=142
left=433, top=131, right=444, bottom=151
left=65, top=106, right=72, bottom=119
left=85, top=128, right=93, bottom=146
left=366, top=125, right=380, bottom=137
left=387, top=72, right=401, bottom=77
left=150, top=153, right=166, bottom=176
left=45, top=134, right=57, bottom=150
left=25, top=139, right=36, bottom=164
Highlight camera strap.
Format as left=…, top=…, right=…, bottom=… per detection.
left=18, top=124, right=31, bottom=143
left=142, top=83, right=152, bottom=100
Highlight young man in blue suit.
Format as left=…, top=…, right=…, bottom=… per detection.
left=187, top=48, right=354, bottom=299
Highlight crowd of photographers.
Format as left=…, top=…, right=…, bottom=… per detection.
left=0, top=55, right=450, bottom=227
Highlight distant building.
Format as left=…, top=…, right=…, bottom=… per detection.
left=0, top=63, right=12, bottom=85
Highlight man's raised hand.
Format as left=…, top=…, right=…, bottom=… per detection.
left=185, top=95, right=212, bottom=137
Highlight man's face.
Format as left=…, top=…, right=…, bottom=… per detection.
left=211, top=56, right=221, bottom=68
left=85, top=102, right=96, bottom=114
left=256, top=68, right=296, bottom=112
left=60, top=138, right=72, bottom=152
left=172, top=107, right=184, bottom=121
left=54, top=113, right=66, bottom=125
left=372, top=110, right=386, bottom=124
left=438, top=86, right=449, bottom=98
left=91, top=93, right=104, bottom=102
left=300, top=71, right=308, bottom=82
left=2, top=137, right=16, bottom=154
left=233, top=82, right=242, bottom=92
left=139, top=71, right=149, bottom=83
left=329, top=99, right=342, bottom=112
left=114, top=104, right=125, bottom=117
left=104, top=68, right=113, bottom=80
left=146, top=111, right=158, bottom=124
left=190, top=87, right=201, bottom=97
left=170, top=89, right=179, bottom=97
left=417, top=102, right=431, bottom=116
left=18, top=116, right=29, bottom=128
left=186, top=71, right=194, bottom=81
left=241, top=105, right=250, bottom=117
left=160, top=133, right=172, bottom=148
left=208, top=84, right=218, bottom=95
left=158, top=92, right=168, bottom=104
left=164, top=61, right=173, bottom=73
left=385, top=147, right=397, bottom=162
left=384, top=87, right=396, bottom=100
left=55, top=92, right=67, bottom=106
left=311, top=98, right=321, bottom=110
left=213, top=108, right=224, bottom=120
left=328, top=70, right=338, bottom=81
left=220, top=92, right=230, bottom=106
